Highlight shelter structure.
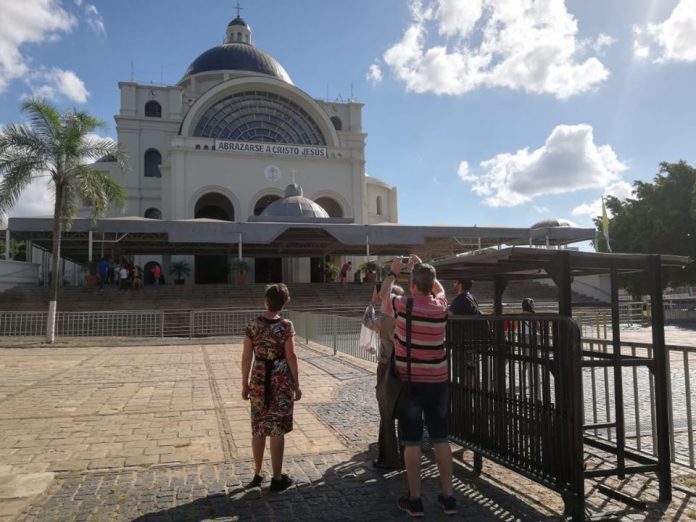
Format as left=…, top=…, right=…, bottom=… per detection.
left=435, top=247, right=689, bottom=519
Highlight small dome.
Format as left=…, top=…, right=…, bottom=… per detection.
left=228, top=15, right=249, bottom=27
left=531, top=218, right=576, bottom=229
left=260, top=184, right=330, bottom=219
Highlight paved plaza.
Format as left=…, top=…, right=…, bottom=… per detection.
left=0, top=337, right=694, bottom=521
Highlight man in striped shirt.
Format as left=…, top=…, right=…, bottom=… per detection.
left=381, top=256, right=456, bottom=517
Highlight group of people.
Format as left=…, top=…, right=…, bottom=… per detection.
left=238, top=256, right=459, bottom=517
left=95, top=258, right=162, bottom=291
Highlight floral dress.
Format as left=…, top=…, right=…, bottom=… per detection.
left=245, top=316, right=296, bottom=437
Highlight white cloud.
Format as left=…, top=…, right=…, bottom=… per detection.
left=366, top=63, right=383, bottom=84
left=28, top=67, right=89, bottom=103
left=533, top=205, right=549, bottom=213
left=0, top=0, right=76, bottom=93
left=461, top=124, right=627, bottom=207
left=633, top=0, right=696, bottom=62
left=382, top=0, right=611, bottom=98
left=571, top=180, right=634, bottom=218
left=4, top=175, right=54, bottom=219
left=85, top=4, right=106, bottom=36
left=457, top=160, right=476, bottom=181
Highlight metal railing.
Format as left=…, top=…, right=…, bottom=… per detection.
left=582, top=338, right=696, bottom=469
left=0, top=307, right=692, bottom=474
left=0, top=310, right=164, bottom=337
left=447, top=315, right=585, bottom=518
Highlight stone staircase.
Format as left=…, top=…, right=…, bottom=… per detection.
left=0, top=279, right=601, bottom=313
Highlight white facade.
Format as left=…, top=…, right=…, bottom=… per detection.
left=97, top=17, right=396, bottom=227
left=91, top=15, right=397, bottom=284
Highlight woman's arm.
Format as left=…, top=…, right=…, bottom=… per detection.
left=284, top=335, right=302, bottom=401
left=241, top=336, right=253, bottom=400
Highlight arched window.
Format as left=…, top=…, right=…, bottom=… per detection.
left=144, top=149, right=161, bottom=178
left=330, top=116, right=342, bottom=131
left=193, top=91, right=326, bottom=145
left=376, top=196, right=383, bottom=215
left=254, top=194, right=281, bottom=216
left=237, top=32, right=242, bottom=41
left=315, top=197, right=343, bottom=218
left=145, top=101, right=162, bottom=118
left=144, top=208, right=162, bottom=220
left=195, top=144, right=201, bottom=150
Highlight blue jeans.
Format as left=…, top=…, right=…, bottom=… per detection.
left=399, top=380, right=449, bottom=446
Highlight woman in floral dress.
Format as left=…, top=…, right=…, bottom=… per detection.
left=241, top=283, right=301, bottom=492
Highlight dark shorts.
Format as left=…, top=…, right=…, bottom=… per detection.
left=399, top=380, right=449, bottom=446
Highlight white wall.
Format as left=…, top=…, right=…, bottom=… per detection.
left=0, top=260, right=40, bottom=292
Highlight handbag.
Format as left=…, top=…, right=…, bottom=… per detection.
left=387, top=298, right=413, bottom=420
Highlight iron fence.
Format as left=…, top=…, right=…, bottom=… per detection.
left=0, top=310, right=163, bottom=337
left=0, top=307, right=692, bottom=474
left=447, top=315, right=585, bottom=517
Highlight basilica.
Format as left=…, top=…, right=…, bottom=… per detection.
left=3, top=13, right=595, bottom=289
left=94, top=13, right=397, bottom=283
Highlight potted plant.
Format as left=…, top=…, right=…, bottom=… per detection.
left=323, top=261, right=340, bottom=282
left=85, top=260, right=99, bottom=286
left=169, top=260, right=190, bottom=285
left=229, top=259, right=250, bottom=284
left=359, top=260, right=382, bottom=282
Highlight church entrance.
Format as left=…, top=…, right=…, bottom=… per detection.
left=255, top=258, right=282, bottom=283
left=194, top=193, right=234, bottom=284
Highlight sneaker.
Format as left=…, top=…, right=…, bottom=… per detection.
left=269, top=474, right=293, bottom=492
left=398, top=494, right=424, bottom=517
left=244, top=474, right=264, bottom=489
left=437, top=494, right=457, bottom=515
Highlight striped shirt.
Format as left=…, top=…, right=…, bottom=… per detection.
left=392, top=292, right=448, bottom=383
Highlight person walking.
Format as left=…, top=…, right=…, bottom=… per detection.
left=339, top=261, right=352, bottom=287
left=97, top=257, right=109, bottom=291
left=151, top=264, right=161, bottom=288
left=118, top=264, right=129, bottom=292
left=363, top=282, right=404, bottom=469
left=381, top=256, right=457, bottom=517
left=241, top=283, right=301, bottom=492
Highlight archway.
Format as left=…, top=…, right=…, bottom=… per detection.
left=314, top=197, right=343, bottom=218
left=194, top=193, right=234, bottom=284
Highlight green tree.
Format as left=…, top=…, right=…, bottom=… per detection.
left=0, top=99, right=129, bottom=343
left=594, top=161, right=696, bottom=297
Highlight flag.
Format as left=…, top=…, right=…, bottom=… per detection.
left=601, top=197, right=612, bottom=252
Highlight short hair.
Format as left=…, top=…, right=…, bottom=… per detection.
left=456, top=279, right=473, bottom=291
left=522, top=298, right=535, bottom=312
left=266, top=283, right=291, bottom=312
left=411, top=263, right=436, bottom=295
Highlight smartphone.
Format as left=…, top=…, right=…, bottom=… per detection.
left=400, top=256, right=410, bottom=264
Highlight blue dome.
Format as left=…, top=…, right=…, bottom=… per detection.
left=183, top=43, right=292, bottom=83
left=228, top=15, right=249, bottom=27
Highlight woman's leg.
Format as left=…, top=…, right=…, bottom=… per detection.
left=252, top=435, right=266, bottom=475
left=269, top=435, right=285, bottom=478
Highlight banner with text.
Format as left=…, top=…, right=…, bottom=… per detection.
left=215, top=140, right=327, bottom=159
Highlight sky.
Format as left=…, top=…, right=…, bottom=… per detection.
left=1, top=0, right=695, bottom=232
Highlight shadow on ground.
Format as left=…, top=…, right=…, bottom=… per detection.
left=131, top=446, right=562, bottom=521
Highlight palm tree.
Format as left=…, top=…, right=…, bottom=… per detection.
left=0, top=99, right=129, bottom=343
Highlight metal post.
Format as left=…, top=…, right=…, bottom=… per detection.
left=610, top=262, right=626, bottom=477
left=26, top=240, right=32, bottom=263
left=649, top=255, right=672, bottom=502
left=477, top=237, right=481, bottom=251
left=366, top=235, right=370, bottom=258
left=4, top=229, right=9, bottom=259
left=88, top=231, right=93, bottom=262
left=238, top=233, right=242, bottom=261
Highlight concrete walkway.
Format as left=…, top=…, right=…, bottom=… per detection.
left=0, top=340, right=694, bottom=521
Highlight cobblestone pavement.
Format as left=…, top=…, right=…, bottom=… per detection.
left=0, top=340, right=694, bottom=521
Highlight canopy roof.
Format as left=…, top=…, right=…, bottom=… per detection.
left=7, top=217, right=596, bottom=262
left=433, top=247, right=691, bottom=281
